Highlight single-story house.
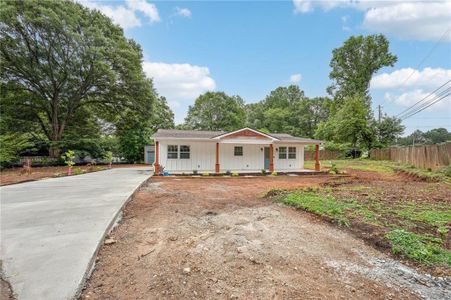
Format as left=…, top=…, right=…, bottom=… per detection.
left=151, top=128, right=322, bottom=174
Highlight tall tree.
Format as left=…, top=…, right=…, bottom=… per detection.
left=184, top=92, right=245, bottom=131
left=316, top=94, right=372, bottom=148
left=0, top=0, right=152, bottom=156
left=328, top=34, right=397, bottom=109
left=376, top=116, right=405, bottom=147
left=245, top=85, right=331, bottom=138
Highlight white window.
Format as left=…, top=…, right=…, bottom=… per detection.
left=279, top=147, right=287, bottom=159
left=167, top=145, right=178, bottom=159
left=288, top=147, right=296, bottom=159
left=180, top=145, right=190, bottom=159
left=234, top=146, right=243, bottom=156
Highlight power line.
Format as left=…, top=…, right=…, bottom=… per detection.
left=401, top=92, right=451, bottom=120
left=396, top=80, right=451, bottom=118
left=380, top=27, right=451, bottom=106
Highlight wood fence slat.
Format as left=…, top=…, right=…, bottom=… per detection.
left=370, top=143, right=451, bottom=170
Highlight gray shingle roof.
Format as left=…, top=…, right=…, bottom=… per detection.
left=152, top=128, right=322, bottom=143
left=152, top=129, right=225, bottom=139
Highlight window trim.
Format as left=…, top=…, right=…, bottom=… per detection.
left=167, top=145, right=178, bottom=159
left=234, top=146, right=243, bottom=156
left=180, top=145, right=190, bottom=159
left=288, top=146, right=296, bottom=159
left=279, top=147, right=287, bottom=159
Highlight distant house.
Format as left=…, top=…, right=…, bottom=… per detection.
left=151, top=128, right=322, bottom=174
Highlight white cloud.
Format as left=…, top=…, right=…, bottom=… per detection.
left=363, top=2, right=451, bottom=41
left=292, top=1, right=451, bottom=41
left=143, top=62, right=216, bottom=101
left=78, top=0, right=160, bottom=29
left=385, top=89, right=450, bottom=111
left=126, top=0, right=160, bottom=23
left=175, top=7, right=192, bottom=18
left=371, top=67, right=451, bottom=90
left=289, top=73, right=302, bottom=83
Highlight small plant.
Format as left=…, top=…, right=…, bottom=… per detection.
left=73, top=167, right=83, bottom=175
left=261, top=169, right=267, bottom=175
left=225, top=170, right=231, bottom=175
left=202, top=172, right=209, bottom=176
left=61, top=150, right=76, bottom=175
left=193, top=170, right=198, bottom=175
left=385, top=229, right=451, bottom=265
left=271, top=171, right=277, bottom=176
left=231, top=171, right=239, bottom=177
left=330, top=162, right=339, bottom=174
left=104, top=151, right=113, bottom=169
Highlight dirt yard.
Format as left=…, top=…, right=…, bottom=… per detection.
left=81, top=173, right=450, bottom=300
left=0, top=164, right=148, bottom=186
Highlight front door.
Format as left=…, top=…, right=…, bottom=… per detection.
left=264, top=147, right=270, bottom=170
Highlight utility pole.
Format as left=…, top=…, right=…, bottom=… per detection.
left=377, top=105, right=383, bottom=123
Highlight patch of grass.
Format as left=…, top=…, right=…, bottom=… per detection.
left=279, top=191, right=352, bottom=226
left=386, top=229, right=451, bottom=266
left=395, top=165, right=449, bottom=183
left=394, top=203, right=451, bottom=234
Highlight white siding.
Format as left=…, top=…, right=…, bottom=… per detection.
left=157, top=140, right=306, bottom=173
left=274, top=144, right=304, bottom=171
left=219, top=144, right=265, bottom=172
left=158, top=140, right=216, bottom=173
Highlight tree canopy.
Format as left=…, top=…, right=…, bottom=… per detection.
left=328, top=34, right=397, bottom=109
left=184, top=91, right=246, bottom=131
left=0, top=0, right=153, bottom=156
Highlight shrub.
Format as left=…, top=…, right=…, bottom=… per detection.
left=330, top=162, right=338, bottom=174
left=271, top=171, right=277, bottom=176
left=261, top=169, right=267, bottom=175
left=231, top=171, right=239, bottom=177
left=202, top=172, right=209, bottom=176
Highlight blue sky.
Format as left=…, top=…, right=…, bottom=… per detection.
left=80, top=1, right=451, bottom=135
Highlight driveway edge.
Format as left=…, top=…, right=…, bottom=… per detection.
left=74, top=174, right=152, bottom=299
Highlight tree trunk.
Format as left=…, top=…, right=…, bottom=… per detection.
left=49, top=145, right=60, bottom=158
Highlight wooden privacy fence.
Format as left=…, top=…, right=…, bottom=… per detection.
left=370, top=143, right=451, bottom=170
left=305, top=150, right=343, bottom=161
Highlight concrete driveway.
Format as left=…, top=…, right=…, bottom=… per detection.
left=1, top=167, right=151, bottom=300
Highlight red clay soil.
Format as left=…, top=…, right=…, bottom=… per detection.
left=0, top=164, right=148, bottom=186
left=81, top=175, right=446, bottom=300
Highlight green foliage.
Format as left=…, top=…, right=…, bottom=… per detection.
left=376, top=116, right=405, bottom=147
left=0, top=0, right=153, bottom=156
left=117, top=122, right=152, bottom=163
left=328, top=34, right=397, bottom=108
left=184, top=92, right=245, bottom=131
left=271, top=171, right=277, bottom=176
left=103, top=151, right=113, bottom=164
left=231, top=171, right=239, bottom=177
left=280, top=192, right=351, bottom=226
left=397, top=128, right=451, bottom=146
left=386, top=229, right=451, bottom=266
left=202, top=172, right=209, bottom=176
left=330, top=162, right=338, bottom=174
left=438, top=166, right=451, bottom=177
left=61, top=150, right=76, bottom=168
left=316, top=95, right=372, bottom=148
left=246, top=86, right=331, bottom=138
left=0, top=133, right=33, bottom=168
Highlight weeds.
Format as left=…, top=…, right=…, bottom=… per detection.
left=279, top=191, right=351, bottom=226
left=386, top=229, right=451, bottom=266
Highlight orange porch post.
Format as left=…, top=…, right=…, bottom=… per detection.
left=154, top=141, right=160, bottom=175
left=269, top=144, right=274, bottom=172
left=315, top=144, right=321, bottom=171
left=215, top=142, right=220, bottom=174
